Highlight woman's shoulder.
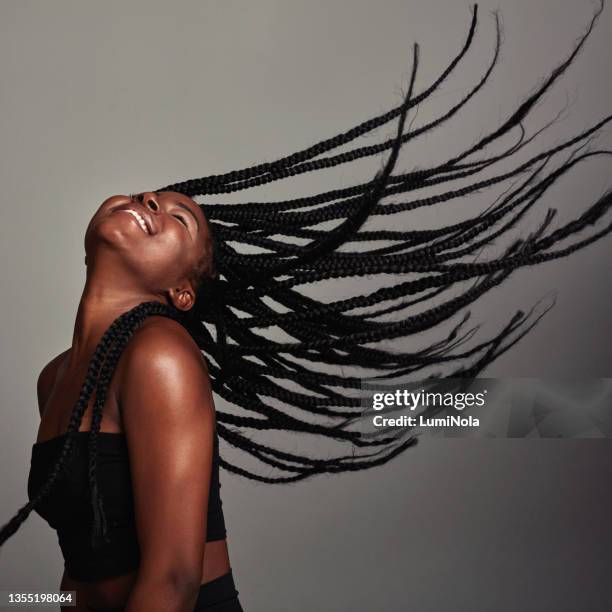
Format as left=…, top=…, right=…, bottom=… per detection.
left=119, top=314, right=209, bottom=378
left=115, top=314, right=214, bottom=425
left=127, top=313, right=202, bottom=350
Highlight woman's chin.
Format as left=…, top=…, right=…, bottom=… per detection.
left=90, top=216, right=147, bottom=249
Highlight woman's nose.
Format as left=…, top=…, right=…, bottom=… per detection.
left=139, top=192, right=159, bottom=212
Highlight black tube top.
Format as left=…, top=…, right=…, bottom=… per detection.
left=27, top=428, right=226, bottom=582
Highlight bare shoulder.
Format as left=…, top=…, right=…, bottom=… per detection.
left=120, top=315, right=208, bottom=372
left=36, top=348, right=70, bottom=416
left=116, top=315, right=213, bottom=421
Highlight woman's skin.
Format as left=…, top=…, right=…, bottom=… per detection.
left=35, top=191, right=231, bottom=612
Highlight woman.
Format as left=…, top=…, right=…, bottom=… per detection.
left=1, top=3, right=611, bottom=611
left=25, top=192, right=237, bottom=612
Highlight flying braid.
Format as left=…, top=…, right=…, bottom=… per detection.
left=152, top=2, right=611, bottom=482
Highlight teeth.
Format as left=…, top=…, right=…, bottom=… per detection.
left=123, top=209, right=149, bottom=234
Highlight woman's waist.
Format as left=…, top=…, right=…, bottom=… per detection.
left=72, top=539, right=231, bottom=610
left=84, top=566, right=238, bottom=612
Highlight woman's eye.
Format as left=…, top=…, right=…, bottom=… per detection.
left=173, top=214, right=188, bottom=227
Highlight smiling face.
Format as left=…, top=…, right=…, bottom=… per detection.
left=84, top=191, right=214, bottom=311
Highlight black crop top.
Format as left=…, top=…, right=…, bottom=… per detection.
left=27, top=428, right=226, bottom=582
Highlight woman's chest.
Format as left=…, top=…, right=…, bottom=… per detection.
left=38, top=359, right=125, bottom=441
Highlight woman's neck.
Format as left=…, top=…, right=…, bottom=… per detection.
left=68, top=274, right=162, bottom=368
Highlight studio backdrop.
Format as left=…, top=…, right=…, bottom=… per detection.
left=0, top=1, right=611, bottom=611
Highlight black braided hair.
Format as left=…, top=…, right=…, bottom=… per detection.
left=85, top=302, right=185, bottom=548
left=0, top=302, right=182, bottom=548
left=155, top=2, right=612, bottom=484
left=1, top=2, right=611, bottom=548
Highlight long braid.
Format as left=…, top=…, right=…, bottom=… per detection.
left=157, top=6, right=479, bottom=196
left=0, top=302, right=180, bottom=547
left=86, top=302, right=182, bottom=549
left=0, top=310, right=126, bottom=544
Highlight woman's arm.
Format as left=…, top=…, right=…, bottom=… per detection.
left=117, top=318, right=215, bottom=612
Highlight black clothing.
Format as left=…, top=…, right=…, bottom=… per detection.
left=27, top=428, right=227, bottom=582
left=85, top=569, right=243, bottom=612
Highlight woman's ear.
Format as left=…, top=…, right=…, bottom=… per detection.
left=166, top=283, right=195, bottom=311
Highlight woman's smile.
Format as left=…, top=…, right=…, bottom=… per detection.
left=111, top=203, right=157, bottom=235
left=116, top=209, right=151, bottom=235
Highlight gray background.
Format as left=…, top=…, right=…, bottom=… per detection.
left=1, top=1, right=611, bottom=610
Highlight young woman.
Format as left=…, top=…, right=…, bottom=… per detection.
left=1, top=3, right=611, bottom=611
left=24, top=192, right=236, bottom=612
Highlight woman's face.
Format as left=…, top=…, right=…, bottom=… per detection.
left=84, top=190, right=212, bottom=310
